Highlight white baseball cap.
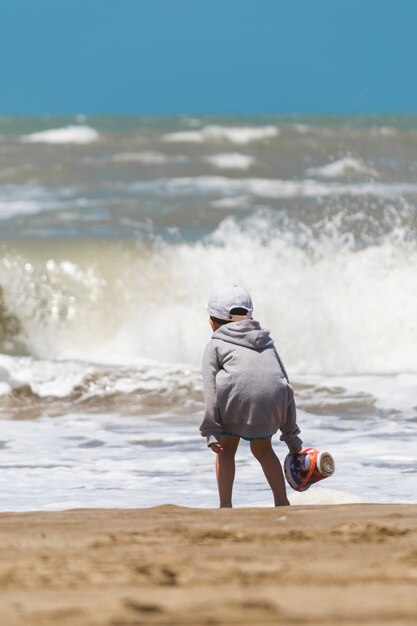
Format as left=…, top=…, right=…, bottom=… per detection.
left=207, top=285, right=253, bottom=321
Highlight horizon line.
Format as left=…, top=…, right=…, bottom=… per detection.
left=1, top=111, right=417, bottom=118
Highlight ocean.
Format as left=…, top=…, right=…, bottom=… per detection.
left=0, top=114, right=416, bottom=510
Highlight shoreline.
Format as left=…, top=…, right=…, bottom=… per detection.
left=0, top=503, right=416, bottom=625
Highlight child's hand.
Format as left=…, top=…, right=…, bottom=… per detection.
left=209, top=442, right=224, bottom=454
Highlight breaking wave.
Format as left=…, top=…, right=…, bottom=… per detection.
left=21, top=125, right=100, bottom=145
left=109, top=151, right=188, bottom=165
left=163, top=125, right=279, bottom=144
left=204, top=153, right=255, bottom=170
left=129, top=175, right=417, bottom=199
left=1, top=215, right=417, bottom=375
left=306, top=157, right=379, bottom=179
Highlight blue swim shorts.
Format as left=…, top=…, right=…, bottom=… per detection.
left=221, top=431, right=273, bottom=442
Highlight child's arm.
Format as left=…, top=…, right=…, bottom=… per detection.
left=273, top=347, right=302, bottom=452
left=200, top=342, right=223, bottom=447
left=279, top=384, right=303, bottom=452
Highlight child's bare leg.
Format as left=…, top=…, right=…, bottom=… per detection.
left=215, top=435, right=240, bottom=508
left=250, top=439, right=290, bottom=506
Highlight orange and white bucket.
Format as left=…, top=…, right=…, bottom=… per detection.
left=284, top=447, right=335, bottom=492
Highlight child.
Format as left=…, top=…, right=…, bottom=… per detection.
left=200, top=285, right=302, bottom=508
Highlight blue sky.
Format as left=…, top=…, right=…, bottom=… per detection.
left=1, top=0, right=416, bottom=115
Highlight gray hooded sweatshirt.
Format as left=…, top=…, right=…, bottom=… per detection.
left=200, top=319, right=302, bottom=451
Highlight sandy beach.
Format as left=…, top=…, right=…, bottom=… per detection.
left=0, top=504, right=415, bottom=625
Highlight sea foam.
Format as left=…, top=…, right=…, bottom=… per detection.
left=109, top=151, right=187, bottom=164
left=204, top=153, right=255, bottom=170
left=129, top=175, right=417, bottom=199
left=0, top=199, right=44, bottom=220
left=163, top=125, right=279, bottom=144
left=289, top=487, right=365, bottom=506
left=0, top=185, right=73, bottom=220
left=307, top=157, right=379, bottom=179
left=2, top=216, right=417, bottom=376
left=21, top=125, right=100, bottom=144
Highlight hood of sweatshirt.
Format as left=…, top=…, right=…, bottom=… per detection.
left=212, top=319, right=274, bottom=350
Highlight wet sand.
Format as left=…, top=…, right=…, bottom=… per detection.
left=0, top=504, right=416, bottom=625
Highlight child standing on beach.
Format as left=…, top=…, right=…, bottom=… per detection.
left=200, top=285, right=302, bottom=508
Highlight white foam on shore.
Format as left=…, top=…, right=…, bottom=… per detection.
left=0, top=353, right=201, bottom=404
left=163, top=125, right=279, bottom=144
left=0, top=396, right=413, bottom=510
left=289, top=487, right=365, bottom=506
left=204, top=153, right=255, bottom=170
left=21, top=125, right=100, bottom=145
left=0, top=354, right=91, bottom=398
left=320, top=373, right=417, bottom=420
left=307, top=157, right=379, bottom=179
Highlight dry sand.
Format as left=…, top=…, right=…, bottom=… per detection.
left=0, top=504, right=416, bottom=626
